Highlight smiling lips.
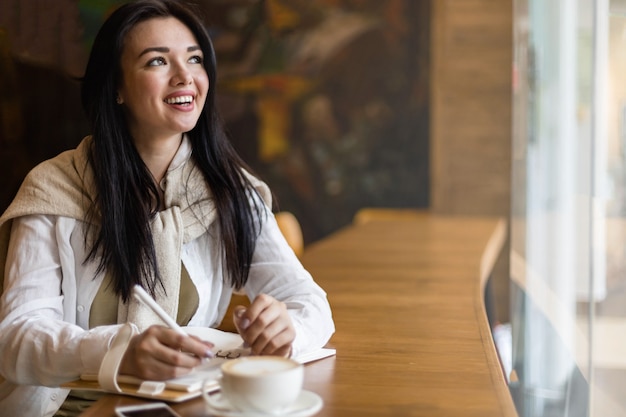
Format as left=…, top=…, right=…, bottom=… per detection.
left=165, top=95, right=194, bottom=105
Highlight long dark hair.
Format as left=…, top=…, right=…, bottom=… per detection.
left=81, top=0, right=264, bottom=302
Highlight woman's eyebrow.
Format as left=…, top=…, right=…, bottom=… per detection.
left=138, top=45, right=201, bottom=58
left=139, top=46, right=168, bottom=57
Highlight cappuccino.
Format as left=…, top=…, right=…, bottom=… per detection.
left=219, top=356, right=303, bottom=414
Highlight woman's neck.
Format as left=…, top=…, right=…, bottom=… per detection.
left=134, top=134, right=183, bottom=185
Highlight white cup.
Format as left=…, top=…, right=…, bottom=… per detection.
left=216, top=356, right=304, bottom=414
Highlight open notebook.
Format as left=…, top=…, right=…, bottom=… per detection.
left=61, top=327, right=336, bottom=402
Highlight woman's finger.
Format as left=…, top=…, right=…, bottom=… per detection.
left=235, top=295, right=295, bottom=356
left=252, top=318, right=295, bottom=356
left=120, top=326, right=213, bottom=380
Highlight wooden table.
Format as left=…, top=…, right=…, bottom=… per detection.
left=81, top=215, right=517, bottom=417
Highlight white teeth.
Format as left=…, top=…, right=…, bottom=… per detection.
left=165, top=95, right=193, bottom=104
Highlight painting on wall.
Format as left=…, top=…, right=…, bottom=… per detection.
left=0, top=0, right=430, bottom=243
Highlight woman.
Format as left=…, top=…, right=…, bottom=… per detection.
left=0, top=1, right=334, bottom=415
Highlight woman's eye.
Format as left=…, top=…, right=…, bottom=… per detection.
left=189, top=55, right=203, bottom=64
left=147, top=57, right=166, bottom=66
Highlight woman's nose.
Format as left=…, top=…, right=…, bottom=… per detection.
left=171, top=65, right=192, bottom=86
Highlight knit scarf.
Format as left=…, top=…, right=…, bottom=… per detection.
left=0, top=136, right=270, bottom=331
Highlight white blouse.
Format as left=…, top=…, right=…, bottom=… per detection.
left=0, top=143, right=334, bottom=417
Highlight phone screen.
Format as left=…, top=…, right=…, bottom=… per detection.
left=119, top=411, right=176, bottom=417
left=116, top=404, right=180, bottom=417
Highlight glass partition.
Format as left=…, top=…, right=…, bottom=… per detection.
left=511, top=0, right=626, bottom=416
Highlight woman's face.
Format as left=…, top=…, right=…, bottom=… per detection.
left=117, top=17, right=209, bottom=144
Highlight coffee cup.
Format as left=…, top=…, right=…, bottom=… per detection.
left=212, top=356, right=304, bottom=414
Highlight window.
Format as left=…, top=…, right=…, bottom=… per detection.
left=512, top=1, right=626, bottom=415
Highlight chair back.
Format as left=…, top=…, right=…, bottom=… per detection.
left=275, top=211, right=304, bottom=258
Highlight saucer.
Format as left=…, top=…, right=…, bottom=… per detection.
left=204, top=390, right=323, bottom=417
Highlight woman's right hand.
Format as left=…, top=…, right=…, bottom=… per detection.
left=119, top=325, right=214, bottom=380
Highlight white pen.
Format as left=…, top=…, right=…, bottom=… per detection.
left=132, top=285, right=187, bottom=336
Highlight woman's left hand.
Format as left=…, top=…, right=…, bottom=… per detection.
left=233, top=293, right=295, bottom=357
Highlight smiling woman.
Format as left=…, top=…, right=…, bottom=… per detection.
left=0, top=1, right=334, bottom=416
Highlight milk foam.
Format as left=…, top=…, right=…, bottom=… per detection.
left=231, top=358, right=295, bottom=375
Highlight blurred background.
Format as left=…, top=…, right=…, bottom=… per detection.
left=0, top=0, right=431, bottom=244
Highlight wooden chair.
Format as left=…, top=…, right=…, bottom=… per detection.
left=274, top=211, right=304, bottom=258
left=217, top=211, right=304, bottom=332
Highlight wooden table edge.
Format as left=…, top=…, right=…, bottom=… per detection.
left=476, top=218, right=517, bottom=416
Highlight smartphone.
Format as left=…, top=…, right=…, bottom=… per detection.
left=114, top=402, right=182, bottom=417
